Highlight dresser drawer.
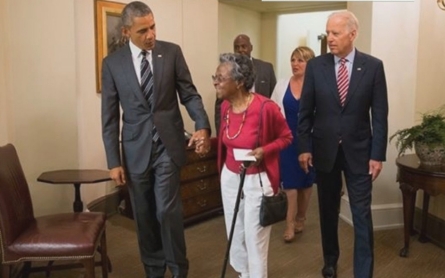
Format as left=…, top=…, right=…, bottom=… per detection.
left=181, top=175, right=220, bottom=200
left=185, top=149, right=217, bottom=164
left=180, top=160, right=218, bottom=182
left=119, top=137, right=222, bottom=225
left=182, top=191, right=223, bottom=218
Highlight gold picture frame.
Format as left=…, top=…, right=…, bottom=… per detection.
left=95, top=0, right=127, bottom=93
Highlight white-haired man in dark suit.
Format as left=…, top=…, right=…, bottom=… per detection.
left=298, top=11, right=388, bottom=278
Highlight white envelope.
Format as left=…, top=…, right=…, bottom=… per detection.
left=233, top=148, right=256, bottom=161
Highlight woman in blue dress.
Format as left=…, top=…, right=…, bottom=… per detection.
left=271, top=46, right=316, bottom=243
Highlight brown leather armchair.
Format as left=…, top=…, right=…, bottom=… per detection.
left=0, top=144, right=108, bottom=278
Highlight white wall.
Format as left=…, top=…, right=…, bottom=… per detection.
left=182, top=0, right=219, bottom=134
left=347, top=2, right=372, bottom=54
left=2, top=0, right=79, bottom=215
left=0, top=0, right=10, bottom=145
left=276, top=11, right=339, bottom=80
left=260, top=13, right=278, bottom=70
left=415, top=0, right=445, bottom=219
left=2, top=0, right=219, bottom=216
left=74, top=0, right=189, bottom=204
left=369, top=0, right=445, bottom=220
left=371, top=0, right=421, bottom=205
left=344, top=0, right=421, bottom=228
left=218, top=3, right=262, bottom=57
left=415, top=0, right=445, bottom=117
left=74, top=0, right=117, bottom=203
left=218, top=3, right=280, bottom=81
left=75, top=0, right=219, bottom=210
left=2, top=0, right=444, bottom=223
left=345, top=0, right=445, bottom=225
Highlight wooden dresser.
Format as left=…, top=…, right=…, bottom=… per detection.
left=181, top=137, right=222, bottom=225
left=121, top=137, right=222, bottom=225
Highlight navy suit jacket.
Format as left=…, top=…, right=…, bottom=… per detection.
left=297, top=50, right=388, bottom=174
left=101, top=41, right=210, bottom=174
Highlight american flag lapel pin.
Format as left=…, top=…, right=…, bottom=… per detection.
left=357, top=67, right=362, bottom=71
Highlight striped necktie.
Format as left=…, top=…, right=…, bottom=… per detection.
left=337, top=58, right=349, bottom=106
left=140, top=51, right=159, bottom=142
left=141, top=51, right=154, bottom=102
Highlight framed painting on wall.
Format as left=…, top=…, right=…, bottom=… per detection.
left=95, top=0, right=127, bottom=93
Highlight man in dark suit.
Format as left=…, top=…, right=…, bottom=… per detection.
left=297, top=11, right=388, bottom=278
left=101, top=2, right=211, bottom=277
left=214, top=34, right=276, bottom=134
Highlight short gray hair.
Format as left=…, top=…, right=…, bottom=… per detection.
left=329, top=11, right=359, bottom=33
left=219, top=53, right=255, bottom=91
left=121, top=1, right=152, bottom=27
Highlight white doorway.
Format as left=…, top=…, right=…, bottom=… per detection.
left=276, top=10, right=343, bottom=80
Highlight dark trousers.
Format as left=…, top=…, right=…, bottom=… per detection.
left=127, top=141, right=188, bottom=278
left=214, top=98, right=223, bottom=137
left=316, top=146, right=374, bottom=278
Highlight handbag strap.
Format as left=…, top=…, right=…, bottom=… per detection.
left=255, top=99, right=273, bottom=149
left=255, top=99, right=286, bottom=196
left=259, top=174, right=265, bottom=196
left=259, top=169, right=284, bottom=196
left=255, top=99, right=277, bottom=196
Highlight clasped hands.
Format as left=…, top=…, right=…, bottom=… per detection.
left=110, top=129, right=211, bottom=187
left=188, top=129, right=211, bottom=155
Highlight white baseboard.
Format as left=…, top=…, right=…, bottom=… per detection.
left=339, top=196, right=404, bottom=230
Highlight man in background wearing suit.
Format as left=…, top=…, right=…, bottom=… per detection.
left=214, top=34, right=276, bottom=134
left=297, top=11, right=388, bottom=278
left=101, top=2, right=211, bottom=277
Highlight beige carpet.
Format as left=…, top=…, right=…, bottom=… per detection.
left=27, top=189, right=445, bottom=278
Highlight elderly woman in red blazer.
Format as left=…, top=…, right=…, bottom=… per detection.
left=214, top=53, right=292, bottom=278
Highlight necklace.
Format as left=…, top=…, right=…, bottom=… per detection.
left=225, top=108, right=247, bottom=140
left=225, top=93, right=252, bottom=140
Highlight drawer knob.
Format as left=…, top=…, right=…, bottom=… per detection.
left=197, top=180, right=208, bottom=190
left=197, top=200, right=207, bottom=207
left=197, top=165, right=207, bottom=173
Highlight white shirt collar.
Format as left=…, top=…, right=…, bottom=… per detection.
left=334, top=48, right=356, bottom=64
left=129, top=40, right=152, bottom=59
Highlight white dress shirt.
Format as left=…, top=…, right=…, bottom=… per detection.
left=129, top=40, right=153, bottom=85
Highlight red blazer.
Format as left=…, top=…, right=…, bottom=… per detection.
left=217, top=94, right=292, bottom=193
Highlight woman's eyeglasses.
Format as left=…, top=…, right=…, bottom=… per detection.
left=212, top=75, right=231, bottom=83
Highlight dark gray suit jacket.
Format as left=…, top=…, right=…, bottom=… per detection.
left=102, top=41, right=210, bottom=174
left=214, top=57, right=276, bottom=135
left=252, top=58, right=276, bottom=98
left=297, top=50, right=388, bottom=174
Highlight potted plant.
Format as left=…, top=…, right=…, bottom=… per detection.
left=389, top=106, right=445, bottom=166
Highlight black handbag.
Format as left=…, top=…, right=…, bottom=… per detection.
left=259, top=175, right=288, bottom=227
left=255, top=100, right=288, bottom=227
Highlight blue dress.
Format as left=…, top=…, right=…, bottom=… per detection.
left=280, top=84, right=315, bottom=189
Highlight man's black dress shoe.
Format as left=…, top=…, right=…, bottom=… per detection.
left=322, top=265, right=337, bottom=278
